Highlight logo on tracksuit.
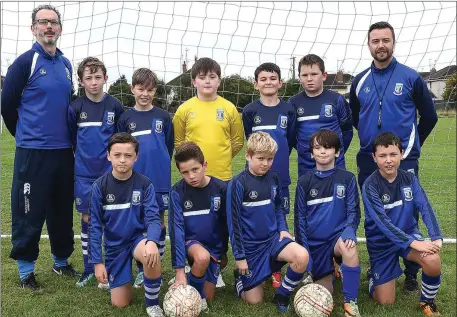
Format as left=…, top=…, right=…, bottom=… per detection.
left=155, top=120, right=163, bottom=133
left=280, top=116, right=287, bottom=128
left=213, top=196, right=221, bottom=211
left=216, top=109, right=224, bottom=121
left=132, top=191, right=141, bottom=205
left=107, top=112, right=115, bottom=125
left=403, top=187, right=413, bottom=201
left=393, top=83, right=403, bottom=96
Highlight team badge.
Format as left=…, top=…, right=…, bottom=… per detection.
left=184, top=200, right=193, bottom=209
left=254, top=116, right=261, bottom=124
left=282, top=197, right=289, bottom=209
left=132, top=191, right=141, bottom=205
left=249, top=191, right=258, bottom=199
left=107, top=112, right=115, bottom=125
left=155, top=120, right=163, bottom=133
left=297, top=107, right=304, bottom=115
left=40, top=68, right=46, bottom=75
left=216, top=109, right=224, bottom=121
left=382, top=194, right=390, bottom=203
left=162, top=194, right=169, bottom=207
left=75, top=197, right=82, bottom=205
left=310, top=189, right=318, bottom=197
left=374, top=272, right=380, bottom=280
left=245, top=270, right=253, bottom=278
left=129, top=122, right=136, bottom=131
left=189, top=112, right=196, bottom=118
left=109, top=274, right=114, bottom=282
left=393, top=83, right=403, bottom=96
left=324, top=104, right=333, bottom=117
left=280, top=116, right=287, bottom=128
left=213, top=196, right=221, bottom=211
left=80, top=112, right=88, bottom=120
left=106, top=194, right=115, bottom=203
left=403, top=187, right=413, bottom=201
left=364, top=86, right=370, bottom=93
left=65, top=67, right=71, bottom=80
left=337, top=185, right=345, bottom=199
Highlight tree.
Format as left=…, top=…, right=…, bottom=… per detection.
left=154, top=79, right=173, bottom=110
left=442, top=73, right=457, bottom=102
left=219, top=74, right=257, bottom=110
left=108, top=75, right=135, bottom=107
left=278, top=78, right=302, bottom=101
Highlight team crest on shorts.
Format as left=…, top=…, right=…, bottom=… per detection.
left=75, top=197, right=82, bottom=205
left=184, top=200, right=193, bottom=209
left=393, top=83, right=403, bottom=96
left=109, top=274, right=114, bottom=282
left=374, top=272, right=380, bottom=280
left=336, top=185, right=346, bottom=199
left=129, top=122, right=136, bottom=131
left=297, top=107, right=304, bottom=115
left=80, top=112, right=88, bottom=120
left=310, top=189, right=318, bottom=197
left=132, top=191, right=141, bottom=205
left=245, top=270, right=253, bottom=278
left=254, top=116, right=262, bottom=124
left=162, top=194, right=169, bottom=207
left=382, top=194, right=390, bottom=203
left=216, top=109, right=224, bottom=121
left=249, top=191, right=258, bottom=199
left=324, top=104, right=333, bottom=117
left=106, top=194, right=115, bottom=203
left=280, top=116, right=287, bottom=129
left=65, top=67, right=71, bottom=80
left=155, top=120, right=163, bottom=133
left=282, top=197, right=289, bottom=209
left=213, top=196, right=221, bottom=211
left=40, top=68, right=47, bottom=75
left=107, top=112, right=115, bottom=125
left=403, top=187, right=413, bottom=201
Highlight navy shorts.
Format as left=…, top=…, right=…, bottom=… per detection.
left=156, top=192, right=169, bottom=213
left=105, top=235, right=145, bottom=289
left=186, top=240, right=221, bottom=285
left=74, top=179, right=95, bottom=213
left=237, top=235, right=293, bottom=294
left=309, top=235, right=342, bottom=281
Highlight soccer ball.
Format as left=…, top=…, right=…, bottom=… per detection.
left=163, top=284, right=202, bottom=317
left=294, top=283, right=334, bottom=317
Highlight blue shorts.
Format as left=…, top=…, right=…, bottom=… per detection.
left=156, top=192, right=169, bottom=213
left=368, top=231, right=423, bottom=295
left=74, top=179, right=95, bottom=213
left=105, top=235, right=145, bottom=289
left=238, top=235, right=293, bottom=294
left=309, top=235, right=342, bottom=281
left=186, top=240, right=221, bottom=285
left=281, top=186, right=290, bottom=214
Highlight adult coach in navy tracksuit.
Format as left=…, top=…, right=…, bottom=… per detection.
left=1, top=4, right=78, bottom=290
left=349, top=21, right=438, bottom=294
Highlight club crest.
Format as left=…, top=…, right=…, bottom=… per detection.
left=106, top=194, right=115, bottom=203
left=324, top=104, right=333, bottom=117
left=155, top=120, right=163, bottom=133
left=40, top=68, right=47, bottom=75
left=249, top=191, right=258, bottom=199
left=403, top=187, right=413, bottom=201
left=382, top=194, right=390, bottom=203
left=280, top=116, right=287, bottom=129
left=337, top=185, right=346, bottom=199
left=75, top=197, right=82, bottom=205
left=162, top=194, right=169, bottom=207
left=364, top=86, right=370, bottom=93
left=254, top=116, right=261, bottom=124
left=213, top=196, right=221, bottom=211
left=107, top=112, right=115, bottom=125
left=184, top=200, right=193, bottom=209
left=310, top=189, right=318, bottom=197
left=65, top=67, right=71, bottom=80
left=129, top=122, right=136, bottom=131
left=80, top=112, right=88, bottom=120
left=297, top=107, right=304, bottom=115
left=216, top=109, right=224, bottom=121
left=132, top=191, right=141, bottom=205
left=393, top=83, right=403, bottom=96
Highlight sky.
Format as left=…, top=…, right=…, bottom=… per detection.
left=1, top=1, right=456, bottom=87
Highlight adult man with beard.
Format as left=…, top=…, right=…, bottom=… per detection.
left=1, top=4, right=77, bottom=290
left=349, top=21, right=438, bottom=294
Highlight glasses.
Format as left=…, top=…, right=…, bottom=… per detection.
left=35, top=19, right=60, bottom=26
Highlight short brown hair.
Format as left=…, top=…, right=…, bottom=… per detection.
left=246, top=132, right=277, bottom=157
left=373, top=132, right=402, bottom=153
left=298, top=54, right=325, bottom=74
left=368, top=21, right=396, bottom=45
left=191, top=57, right=221, bottom=80
left=77, top=57, right=107, bottom=80
left=132, top=68, right=158, bottom=89
left=310, top=129, right=341, bottom=153
left=108, top=132, right=139, bottom=154
left=174, top=142, right=205, bottom=168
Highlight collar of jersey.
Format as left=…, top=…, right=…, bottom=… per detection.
left=371, top=56, right=398, bottom=73
left=32, top=41, right=64, bottom=60
left=314, top=167, right=336, bottom=179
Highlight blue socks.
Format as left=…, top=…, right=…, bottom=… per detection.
left=277, top=266, right=304, bottom=297
left=341, top=263, right=361, bottom=302
left=81, top=219, right=93, bottom=274
left=144, top=275, right=162, bottom=307
left=420, top=272, right=441, bottom=303
left=51, top=254, right=68, bottom=268
left=188, top=272, right=206, bottom=299
left=17, top=260, right=35, bottom=280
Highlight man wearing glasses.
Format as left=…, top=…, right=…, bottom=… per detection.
left=1, top=4, right=78, bottom=290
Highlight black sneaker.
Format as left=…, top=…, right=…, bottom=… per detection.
left=20, top=273, right=40, bottom=291
left=273, top=293, right=290, bottom=312
left=52, top=263, right=80, bottom=277
left=404, top=274, right=419, bottom=293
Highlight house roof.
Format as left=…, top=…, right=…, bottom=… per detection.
left=426, top=65, right=456, bottom=81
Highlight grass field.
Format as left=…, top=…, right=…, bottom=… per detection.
left=1, top=117, right=456, bottom=317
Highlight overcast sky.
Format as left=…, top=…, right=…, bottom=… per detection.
left=1, top=1, right=456, bottom=87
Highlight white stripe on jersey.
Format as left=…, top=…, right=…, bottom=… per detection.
left=356, top=69, right=372, bottom=96
left=131, top=130, right=152, bottom=137
left=242, top=199, right=271, bottom=207
left=383, top=200, right=403, bottom=210
left=77, top=122, right=102, bottom=127
left=102, top=203, right=131, bottom=210
left=183, top=209, right=210, bottom=217
left=29, top=52, right=39, bottom=79
left=402, top=123, right=416, bottom=159
left=307, top=196, right=333, bottom=206
left=297, top=115, right=319, bottom=122
left=252, top=125, right=277, bottom=131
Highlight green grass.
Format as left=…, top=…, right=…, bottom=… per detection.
left=1, top=118, right=456, bottom=316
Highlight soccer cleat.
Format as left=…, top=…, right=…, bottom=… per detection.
left=344, top=301, right=362, bottom=317
left=98, top=282, right=110, bottom=291
left=333, top=258, right=342, bottom=279
left=216, top=273, right=226, bottom=288
left=302, top=272, right=313, bottom=285
left=146, top=305, right=165, bottom=317
left=273, top=293, right=290, bottom=312
left=20, top=273, right=40, bottom=291
left=76, top=272, right=95, bottom=287
left=271, top=271, right=282, bottom=288
left=420, top=301, right=441, bottom=316
left=133, top=271, right=144, bottom=288
left=200, top=298, right=209, bottom=313
left=404, top=274, right=419, bottom=294
left=52, top=263, right=80, bottom=277
left=168, top=265, right=191, bottom=285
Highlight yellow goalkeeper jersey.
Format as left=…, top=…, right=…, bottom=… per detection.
left=173, top=96, right=244, bottom=181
